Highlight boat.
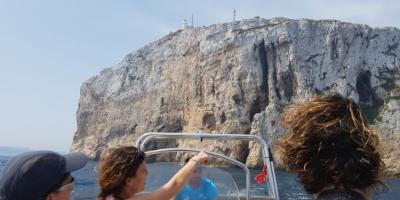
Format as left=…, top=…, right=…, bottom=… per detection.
left=135, top=132, right=280, bottom=200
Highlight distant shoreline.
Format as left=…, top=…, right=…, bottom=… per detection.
left=0, top=146, right=31, bottom=157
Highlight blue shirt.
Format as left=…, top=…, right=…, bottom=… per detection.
left=176, top=178, right=218, bottom=200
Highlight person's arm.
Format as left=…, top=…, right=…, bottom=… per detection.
left=129, top=151, right=209, bottom=200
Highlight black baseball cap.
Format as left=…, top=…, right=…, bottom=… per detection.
left=0, top=151, right=88, bottom=200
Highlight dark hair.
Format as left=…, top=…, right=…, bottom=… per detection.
left=184, top=156, right=192, bottom=164
left=97, top=146, right=145, bottom=200
left=278, top=93, right=386, bottom=194
left=45, top=173, right=70, bottom=196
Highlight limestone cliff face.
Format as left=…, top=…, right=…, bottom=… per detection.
left=71, top=17, right=400, bottom=176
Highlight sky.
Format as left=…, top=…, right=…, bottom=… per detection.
left=0, top=0, right=399, bottom=152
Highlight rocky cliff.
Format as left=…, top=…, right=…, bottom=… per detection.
left=71, top=17, right=400, bottom=176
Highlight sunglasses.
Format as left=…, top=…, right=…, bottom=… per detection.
left=56, top=177, right=75, bottom=192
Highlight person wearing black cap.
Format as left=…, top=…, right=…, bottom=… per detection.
left=0, top=151, right=88, bottom=200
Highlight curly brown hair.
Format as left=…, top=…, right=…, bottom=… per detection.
left=278, top=93, right=386, bottom=194
left=97, top=146, right=145, bottom=200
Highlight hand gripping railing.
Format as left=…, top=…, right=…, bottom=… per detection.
left=135, top=132, right=279, bottom=200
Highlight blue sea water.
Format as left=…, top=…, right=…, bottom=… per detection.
left=0, top=156, right=399, bottom=199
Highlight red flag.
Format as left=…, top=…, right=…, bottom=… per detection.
left=255, top=164, right=268, bottom=184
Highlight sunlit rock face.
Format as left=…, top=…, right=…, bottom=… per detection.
left=71, top=17, right=400, bottom=176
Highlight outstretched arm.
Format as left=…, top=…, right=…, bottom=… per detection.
left=129, top=151, right=209, bottom=200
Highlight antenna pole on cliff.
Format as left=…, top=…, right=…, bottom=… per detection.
left=233, top=9, right=236, bottom=21
left=191, top=14, right=194, bottom=27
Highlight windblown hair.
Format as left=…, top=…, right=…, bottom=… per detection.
left=278, top=93, right=385, bottom=194
left=97, top=146, right=145, bottom=200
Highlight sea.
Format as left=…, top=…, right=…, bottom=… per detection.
left=0, top=156, right=399, bottom=200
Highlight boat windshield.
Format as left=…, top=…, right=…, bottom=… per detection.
left=145, top=162, right=240, bottom=200
left=137, top=133, right=279, bottom=200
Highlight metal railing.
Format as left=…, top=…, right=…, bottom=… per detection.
left=136, top=132, right=279, bottom=200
